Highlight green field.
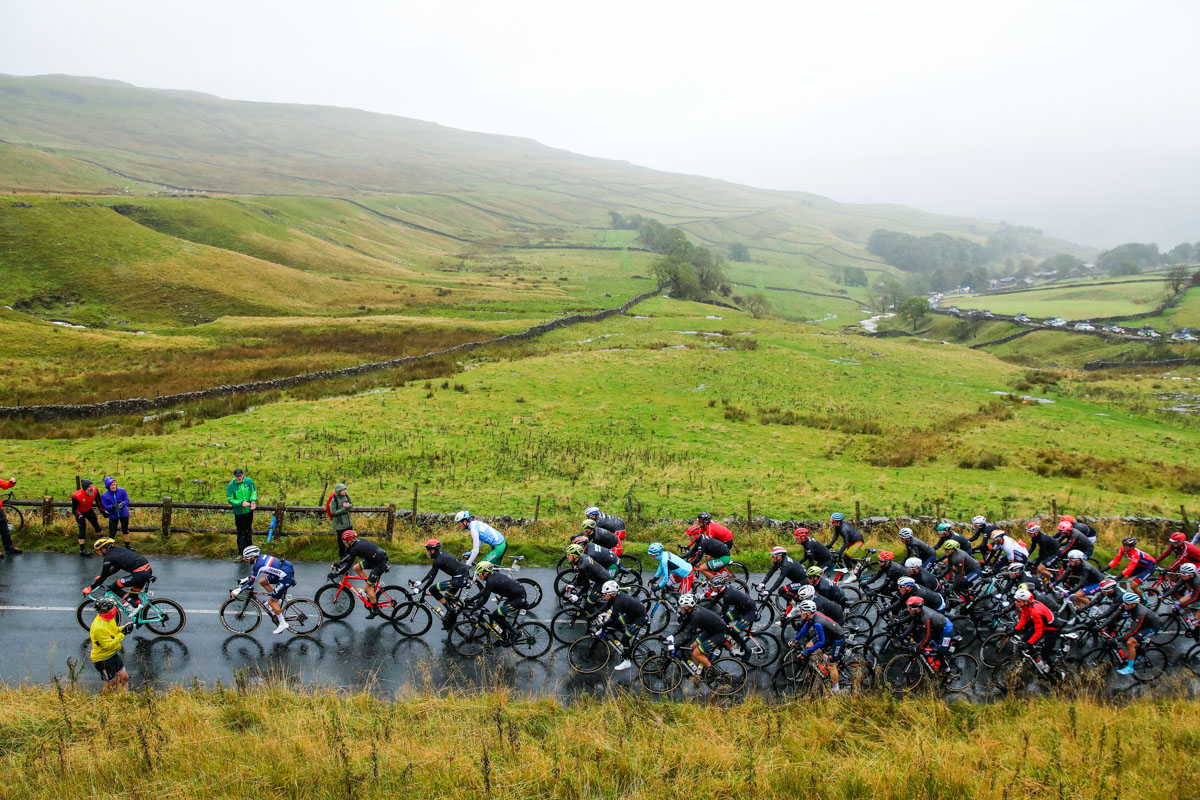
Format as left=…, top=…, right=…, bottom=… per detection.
left=953, top=278, right=1169, bottom=320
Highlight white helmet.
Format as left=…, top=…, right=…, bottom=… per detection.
left=678, top=593, right=696, bottom=608
left=972, top=515, right=987, bottom=526
left=1067, top=549, right=1084, bottom=561
left=904, top=557, right=922, bottom=570
left=898, top=527, right=913, bottom=539
left=797, top=600, right=817, bottom=614
left=1181, top=563, right=1198, bottom=577
left=241, top=545, right=260, bottom=560
left=454, top=510, right=471, bottom=523
left=1013, top=588, right=1033, bottom=601
left=601, top=580, right=620, bottom=595
left=897, top=576, right=916, bottom=588
left=797, top=585, right=815, bottom=600
left=584, top=506, right=600, bottom=518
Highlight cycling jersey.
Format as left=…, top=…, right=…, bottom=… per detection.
left=1014, top=600, right=1058, bottom=645
left=1169, top=574, right=1200, bottom=606
left=791, top=612, right=846, bottom=656
left=904, top=606, right=953, bottom=651
left=467, top=572, right=527, bottom=611
left=907, top=566, right=939, bottom=593
left=810, top=577, right=847, bottom=608
left=990, top=536, right=1029, bottom=564
left=588, top=528, right=621, bottom=551
left=673, top=606, right=727, bottom=645
left=782, top=585, right=845, bottom=625
left=1054, top=560, right=1104, bottom=592
left=863, top=562, right=904, bottom=593
left=584, top=542, right=619, bottom=570
left=335, top=538, right=387, bottom=569
left=593, top=512, right=626, bottom=537
left=1027, top=532, right=1061, bottom=565
left=1101, top=602, right=1162, bottom=640
left=418, top=551, right=471, bottom=588
left=941, top=549, right=981, bottom=587
left=827, top=521, right=864, bottom=555
left=697, top=521, right=733, bottom=544
left=969, top=522, right=1001, bottom=544
left=248, top=554, right=294, bottom=584
left=600, top=591, right=647, bottom=627
left=89, top=546, right=150, bottom=590
left=1107, top=545, right=1156, bottom=579
left=904, top=537, right=936, bottom=565
left=1155, top=542, right=1200, bottom=573
left=799, top=539, right=834, bottom=571
left=763, top=556, right=807, bottom=592
left=683, top=535, right=729, bottom=565
left=465, top=520, right=506, bottom=565
left=1059, top=529, right=1094, bottom=559
left=573, top=554, right=611, bottom=594
left=715, top=585, right=756, bottom=617
left=652, top=550, right=693, bottom=589
left=887, top=585, right=944, bottom=614
left=938, top=532, right=973, bottom=552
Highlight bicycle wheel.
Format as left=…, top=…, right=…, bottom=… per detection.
left=374, top=585, right=407, bottom=619
left=725, top=561, right=750, bottom=583
left=315, top=583, right=355, bottom=620
left=549, top=608, right=592, bottom=644
left=219, top=596, right=263, bottom=634
left=1152, top=614, right=1184, bottom=646
left=283, top=598, right=323, bottom=636
left=980, top=631, right=1021, bottom=669
left=630, top=634, right=668, bottom=666
left=448, top=620, right=489, bottom=658
left=616, top=568, right=640, bottom=588
left=946, top=653, right=979, bottom=691
left=742, top=631, right=781, bottom=670
left=1132, top=645, right=1168, bottom=683
left=842, top=614, right=874, bottom=639
left=390, top=601, right=432, bottom=637
left=512, top=621, right=552, bottom=659
left=1185, top=642, right=1200, bottom=676
left=639, top=654, right=683, bottom=694
left=76, top=597, right=115, bottom=631
left=705, top=657, right=749, bottom=695
left=3, top=504, right=23, bottom=534
left=882, top=654, right=926, bottom=694
left=142, top=598, right=186, bottom=636
left=752, top=602, right=776, bottom=631
left=517, top=578, right=543, bottom=609
left=642, top=598, right=673, bottom=635
left=567, top=635, right=613, bottom=673
left=553, top=571, right=578, bottom=600
left=950, top=615, right=978, bottom=648
left=619, top=554, right=642, bottom=574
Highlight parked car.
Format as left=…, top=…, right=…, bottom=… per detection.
left=1074, top=322, right=1095, bottom=331
left=1138, top=328, right=1161, bottom=338
left=1046, top=318, right=1067, bottom=327
left=1014, top=314, right=1031, bottom=323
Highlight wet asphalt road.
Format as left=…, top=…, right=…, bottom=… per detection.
left=0, top=551, right=747, bottom=697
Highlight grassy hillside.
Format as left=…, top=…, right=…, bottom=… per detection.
left=954, top=277, right=1170, bottom=320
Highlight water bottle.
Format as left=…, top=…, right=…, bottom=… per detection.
left=432, top=603, right=446, bottom=619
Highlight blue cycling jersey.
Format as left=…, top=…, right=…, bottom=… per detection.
left=249, top=555, right=294, bottom=584
left=653, top=550, right=693, bottom=587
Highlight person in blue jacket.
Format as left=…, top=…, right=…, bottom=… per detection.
left=100, top=477, right=132, bottom=549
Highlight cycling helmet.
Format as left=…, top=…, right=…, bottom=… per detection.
left=971, top=515, right=987, bottom=527
left=1122, top=592, right=1139, bottom=604
left=943, top=539, right=960, bottom=551
left=905, top=596, right=925, bottom=608
left=1004, top=562, right=1024, bottom=574
left=770, top=546, right=787, bottom=558
left=584, top=506, right=600, bottom=518
left=475, top=561, right=496, bottom=575
left=647, top=542, right=664, bottom=557
left=904, top=557, right=922, bottom=570
left=1122, top=537, right=1137, bottom=547
left=92, top=537, right=116, bottom=551
left=1026, top=522, right=1040, bottom=534
left=565, top=543, right=585, bottom=557
left=454, top=510, right=471, bottom=523
left=581, top=519, right=597, bottom=531
left=678, top=593, right=697, bottom=608
left=93, top=598, right=117, bottom=614
left=936, top=523, right=952, bottom=532
left=340, top=530, right=358, bottom=544
left=697, top=512, right=712, bottom=524
left=1013, top=588, right=1033, bottom=601
left=990, top=531, right=1005, bottom=541
left=797, top=600, right=817, bottom=614
left=793, top=528, right=810, bottom=541
left=897, top=576, right=916, bottom=588
left=794, top=586, right=814, bottom=600
left=898, top=527, right=913, bottom=540
left=709, top=574, right=730, bottom=589
left=1098, top=579, right=1117, bottom=591
left=830, top=512, right=845, bottom=522
left=571, top=535, right=590, bottom=546
left=1067, top=550, right=1084, bottom=561
left=806, top=566, right=824, bottom=577
left=424, top=538, right=441, bottom=550
left=1170, top=531, right=1187, bottom=543
left=1057, top=521, right=1074, bottom=532
left=685, top=524, right=703, bottom=538
left=241, top=545, right=261, bottom=560
left=1182, top=564, right=1199, bottom=576
left=878, top=551, right=895, bottom=563
left=1060, top=515, right=1076, bottom=524
left=601, top=580, right=620, bottom=595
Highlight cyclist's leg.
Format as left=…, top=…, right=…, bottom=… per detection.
left=481, top=540, right=508, bottom=566
left=691, top=637, right=715, bottom=669
left=492, top=600, right=518, bottom=642
left=364, top=562, right=385, bottom=607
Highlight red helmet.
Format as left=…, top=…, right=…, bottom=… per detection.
left=793, top=528, right=810, bottom=541
left=1057, top=521, right=1073, bottom=532
left=340, top=530, right=358, bottom=544
left=572, top=535, right=590, bottom=545
left=686, top=524, right=703, bottom=539
left=905, top=596, right=925, bottom=608
left=424, top=538, right=441, bottom=549
left=1171, top=531, right=1187, bottom=544
left=1060, top=515, right=1076, bottom=524
left=878, top=550, right=895, bottom=563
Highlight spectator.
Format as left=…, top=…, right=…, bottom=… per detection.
left=0, top=473, right=18, bottom=558
left=226, top=468, right=257, bottom=555
left=72, top=479, right=106, bottom=556
left=100, top=476, right=132, bottom=549
left=326, top=482, right=354, bottom=557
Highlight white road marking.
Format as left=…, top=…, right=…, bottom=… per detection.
left=0, top=605, right=219, bottom=614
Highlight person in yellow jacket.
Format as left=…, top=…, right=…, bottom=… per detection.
left=90, top=597, right=134, bottom=692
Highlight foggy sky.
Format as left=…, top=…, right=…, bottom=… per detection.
left=2, top=0, right=1197, bottom=249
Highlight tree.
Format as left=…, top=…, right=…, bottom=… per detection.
left=964, top=267, right=989, bottom=293
left=843, top=266, right=869, bottom=287
left=743, top=292, right=770, bottom=319
left=1097, top=242, right=1160, bottom=272
left=652, top=256, right=703, bottom=300
left=870, top=277, right=907, bottom=312
left=899, top=296, right=930, bottom=329
left=728, top=242, right=751, bottom=262
left=1168, top=265, right=1190, bottom=293
left=1110, top=260, right=1143, bottom=277
left=1167, top=242, right=1197, bottom=264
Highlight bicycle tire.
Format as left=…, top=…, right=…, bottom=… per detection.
left=76, top=597, right=112, bottom=631
left=512, top=620, right=552, bottom=659
left=979, top=631, right=1020, bottom=669
left=549, top=608, right=592, bottom=645
left=1151, top=614, right=1184, bottom=646
left=283, top=598, right=323, bottom=636
left=841, top=646, right=875, bottom=693
left=315, top=583, right=355, bottom=620
left=567, top=635, right=613, bottom=673
left=630, top=634, right=668, bottom=666
left=142, top=598, right=186, bottom=636
left=390, top=601, right=433, bottom=638
left=725, top=561, right=750, bottom=583
left=619, top=554, right=642, bottom=574
left=219, top=596, right=263, bottom=634
left=946, top=653, right=979, bottom=691
left=1132, top=645, right=1168, bottom=683
left=374, top=585, right=407, bottom=620
left=517, top=578, right=543, bottom=609
left=882, top=654, right=926, bottom=694
left=3, top=505, right=23, bottom=534
left=842, top=614, right=874, bottom=639
left=950, top=615, right=978, bottom=648
left=752, top=601, right=776, bottom=631
left=1184, top=642, right=1200, bottom=676
left=742, top=631, right=781, bottom=670
left=705, top=657, right=748, bottom=695
left=448, top=619, right=489, bottom=658
left=553, top=571, right=578, bottom=599
left=642, top=598, right=673, bottom=635
left=638, top=654, right=683, bottom=694
left=616, top=568, right=640, bottom=588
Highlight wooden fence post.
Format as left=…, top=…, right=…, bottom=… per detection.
left=42, top=496, right=53, bottom=528
left=855, top=501, right=861, bottom=527
left=534, top=495, right=541, bottom=525
left=1051, top=499, right=1058, bottom=521
left=1182, top=505, right=1191, bottom=534
left=161, top=496, right=172, bottom=539
left=274, top=502, right=286, bottom=537
left=75, top=474, right=81, bottom=490
left=412, top=483, right=418, bottom=527
left=386, top=503, right=396, bottom=540
left=747, top=499, right=753, bottom=531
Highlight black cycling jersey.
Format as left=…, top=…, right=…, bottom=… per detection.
left=941, top=549, right=981, bottom=584
left=1028, top=531, right=1061, bottom=562
left=938, top=532, right=973, bottom=552
left=864, top=562, right=904, bottom=593
left=573, top=554, right=611, bottom=592
left=902, top=606, right=950, bottom=649
left=1072, top=521, right=1097, bottom=539
left=601, top=591, right=647, bottom=625
left=418, top=551, right=470, bottom=588
left=969, top=522, right=1001, bottom=544
left=716, top=585, right=756, bottom=615
left=468, top=572, right=527, bottom=611
left=674, top=606, right=728, bottom=644
left=887, top=584, right=943, bottom=615
left=594, top=512, right=626, bottom=534
left=1081, top=590, right=1120, bottom=614
left=811, top=593, right=845, bottom=624
left=800, top=539, right=834, bottom=570
left=810, top=577, right=847, bottom=608
left=585, top=543, right=618, bottom=569
left=908, top=566, right=939, bottom=592
left=904, top=537, right=936, bottom=562
left=1101, top=603, right=1162, bottom=637
left=90, top=546, right=150, bottom=588
left=1059, top=530, right=1095, bottom=559
left=1169, top=574, right=1200, bottom=603
left=763, top=557, right=807, bottom=592
left=684, top=535, right=729, bottom=563
left=1055, top=560, right=1104, bottom=591
left=827, top=521, right=864, bottom=554
left=335, top=539, right=387, bottom=570
left=588, top=528, right=621, bottom=550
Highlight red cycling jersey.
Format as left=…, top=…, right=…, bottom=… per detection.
left=699, top=521, right=733, bottom=543
left=1014, top=600, right=1058, bottom=645
left=1107, top=544, right=1156, bottom=578
left=1154, top=542, right=1200, bottom=573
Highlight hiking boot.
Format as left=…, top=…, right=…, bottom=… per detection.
left=5, top=547, right=20, bottom=554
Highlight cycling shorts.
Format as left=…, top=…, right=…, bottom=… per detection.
left=480, top=540, right=508, bottom=565
left=614, top=612, right=647, bottom=632
left=268, top=577, right=294, bottom=601
left=1128, top=562, right=1155, bottom=582
left=1131, top=627, right=1156, bottom=642
left=497, top=597, right=528, bottom=618
left=1078, top=582, right=1102, bottom=596
left=823, top=638, right=846, bottom=663
left=115, top=568, right=152, bottom=592
left=843, top=541, right=865, bottom=558
left=93, top=653, right=124, bottom=682
left=706, top=555, right=731, bottom=571
left=692, top=634, right=723, bottom=657
left=1034, top=554, right=1061, bottom=569
left=361, top=557, right=388, bottom=585
left=668, top=572, right=694, bottom=593
left=940, top=621, right=955, bottom=650
left=433, top=575, right=468, bottom=597
left=723, top=611, right=753, bottom=635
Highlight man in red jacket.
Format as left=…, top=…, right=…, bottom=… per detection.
left=0, top=474, right=18, bottom=558
left=1012, top=587, right=1060, bottom=671
left=1154, top=532, right=1200, bottom=574
left=72, top=479, right=107, bottom=556
left=694, top=511, right=733, bottom=547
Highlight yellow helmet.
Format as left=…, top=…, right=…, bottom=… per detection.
left=566, top=543, right=585, bottom=556
left=93, top=538, right=116, bottom=551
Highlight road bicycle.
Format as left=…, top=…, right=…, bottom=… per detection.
left=76, top=578, right=185, bottom=636
left=219, top=585, right=323, bottom=636
left=880, top=643, right=979, bottom=695
left=1071, top=629, right=1167, bottom=684
left=772, top=643, right=874, bottom=696
left=493, top=555, right=544, bottom=608
left=1, top=491, right=23, bottom=533
left=315, top=570, right=407, bottom=620
left=637, top=644, right=748, bottom=696
left=447, top=606, right=551, bottom=659
left=566, top=625, right=667, bottom=674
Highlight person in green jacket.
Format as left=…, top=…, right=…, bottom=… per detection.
left=326, top=482, right=354, bottom=557
left=90, top=597, right=134, bottom=692
left=226, top=468, right=257, bottom=555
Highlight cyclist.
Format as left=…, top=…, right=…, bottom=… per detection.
left=793, top=528, right=835, bottom=574
left=1012, top=587, right=1060, bottom=671
left=455, top=510, right=508, bottom=567
left=414, top=539, right=472, bottom=629
left=584, top=507, right=627, bottom=551
left=0, top=473, right=17, bottom=557
left=861, top=551, right=903, bottom=596
left=463, top=561, right=528, bottom=646
left=904, top=557, right=939, bottom=592
left=72, top=479, right=106, bottom=556
left=787, top=599, right=846, bottom=694
left=1052, top=550, right=1106, bottom=609
left=1106, top=537, right=1157, bottom=595
left=572, top=534, right=620, bottom=577
left=668, top=593, right=727, bottom=675
left=1166, top=563, right=1200, bottom=623
left=984, top=530, right=1029, bottom=567
left=1060, top=515, right=1097, bottom=544
left=708, top=575, right=757, bottom=658
left=579, top=519, right=623, bottom=556
left=935, top=523, right=972, bottom=553
left=647, top=542, right=694, bottom=594
left=805, top=565, right=848, bottom=609
left=233, top=545, right=295, bottom=635
left=782, top=583, right=844, bottom=625
left=82, top=538, right=152, bottom=613
left=935, top=540, right=980, bottom=594
left=1079, top=578, right=1122, bottom=616
left=900, top=595, right=955, bottom=671
left=329, top=530, right=389, bottom=619
left=969, top=514, right=1002, bottom=554
left=596, top=580, right=647, bottom=671
left=758, top=546, right=807, bottom=597
left=1056, top=520, right=1095, bottom=560
left=1154, top=532, right=1200, bottom=574
left=681, top=526, right=731, bottom=580
left=564, top=543, right=612, bottom=613
left=992, top=561, right=1031, bottom=600
left=1025, top=522, right=1062, bottom=581
left=885, top=575, right=946, bottom=614
left=694, top=511, right=733, bottom=548
left=90, top=597, right=135, bottom=692
left=1099, top=592, right=1162, bottom=675
left=898, top=528, right=936, bottom=570
left=826, top=512, right=865, bottom=559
